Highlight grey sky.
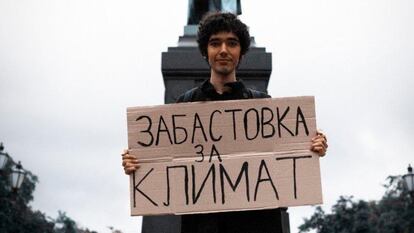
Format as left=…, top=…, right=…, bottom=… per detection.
left=1, top=0, right=413, bottom=232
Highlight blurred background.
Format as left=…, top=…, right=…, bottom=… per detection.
left=1, top=0, right=413, bottom=232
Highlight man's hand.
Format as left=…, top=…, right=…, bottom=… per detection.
left=311, top=130, right=328, bottom=157
left=121, top=149, right=140, bottom=175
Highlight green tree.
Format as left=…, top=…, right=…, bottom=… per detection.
left=299, top=176, right=414, bottom=233
left=0, top=144, right=97, bottom=233
left=53, top=211, right=97, bottom=233
left=0, top=160, right=55, bottom=233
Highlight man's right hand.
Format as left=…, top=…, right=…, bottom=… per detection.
left=121, top=149, right=140, bottom=175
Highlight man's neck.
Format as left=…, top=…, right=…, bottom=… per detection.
left=209, top=71, right=237, bottom=94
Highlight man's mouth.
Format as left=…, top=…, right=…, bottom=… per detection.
left=216, top=59, right=232, bottom=62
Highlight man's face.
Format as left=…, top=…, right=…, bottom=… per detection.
left=207, top=31, right=241, bottom=76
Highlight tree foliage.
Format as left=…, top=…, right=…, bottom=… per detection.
left=0, top=153, right=98, bottom=233
left=0, top=161, right=54, bottom=233
left=299, top=176, right=414, bottom=233
left=53, top=211, right=98, bottom=233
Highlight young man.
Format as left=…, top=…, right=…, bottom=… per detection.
left=122, top=12, right=328, bottom=232
left=177, top=12, right=269, bottom=102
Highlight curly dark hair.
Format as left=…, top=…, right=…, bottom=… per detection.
left=197, top=12, right=251, bottom=59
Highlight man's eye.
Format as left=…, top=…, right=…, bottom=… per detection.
left=228, top=41, right=239, bottom=47
left=209, top=41, right=220, bottom=47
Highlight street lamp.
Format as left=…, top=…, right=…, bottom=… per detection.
left=0, top=143, right=10, bottom=170
left=403, top=164, right=414, bottom=197
left=10, top=161, right=26, bottom=192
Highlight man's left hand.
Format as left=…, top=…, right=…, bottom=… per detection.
left=311, top=130, right=328, bottom=157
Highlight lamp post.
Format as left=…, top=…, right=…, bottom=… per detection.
left=10, top=161, right=26, bottom=192
left=403, top=164, right=414, bottom=199
left=0, top=142, right=26, bottom=193
left=0, top=142, right=10, bottom=171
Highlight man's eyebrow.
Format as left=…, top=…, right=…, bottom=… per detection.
left=227, top=38, right=240, bottom=42
left=208, top=37, right=240, bottom=42
left=208, top=38, right=221, bottom=42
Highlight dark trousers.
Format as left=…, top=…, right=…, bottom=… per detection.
left=142, top=208, right=290, bottom=233
left=181, top=208, right=289, bottom=233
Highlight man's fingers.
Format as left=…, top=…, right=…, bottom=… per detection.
left=123, top=160, right=139, bottom=166
left=312, top=138, right=328, bottom=148
left=312, top=145, right=324, bottom=152
left=311, top=145, right=326, bottom=157
left=121, top=149, right=141, bottom=175
left=314, top=130, right=327, bottom=141
left=122, top=154, right=137, bottom=160
left=121, top=149, right=129, bottom=156
left=124, top=163, right=140, bottom=174
left=312, top=134, right=327, bottom=141
left=125, top=167, right=136, bottom=175
left=312, top=134, right=328, bottom=149
left=122, top=159, right=138, bottom=167
left=122, top=160, right=137, bottom=167
left=311, top=143, right=326, bottom=151
left=316, top=130, right=327, bottom=142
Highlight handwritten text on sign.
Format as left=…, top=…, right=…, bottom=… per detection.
left=126, top=96, right=322, bottom=216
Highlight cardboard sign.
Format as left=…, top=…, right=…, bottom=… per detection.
left=126, top=96, right=322, bottom=216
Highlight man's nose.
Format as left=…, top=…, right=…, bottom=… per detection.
left=219, top=43, right=228, bottom=55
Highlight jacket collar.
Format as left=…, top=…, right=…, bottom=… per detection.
left=200, top=79, right=247, bottom=100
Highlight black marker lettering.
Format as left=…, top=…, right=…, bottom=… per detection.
left=254, top=160, right=279, bottom=201
left=194, top=144, right=204, bottom=163
left=155, top=116, right=173, bottom=146
left=136, top=115, right=154, bottom=147
left=209, top=144, right=222, bottom=163
left=244, top=108, right=260, bottom=140
left=295, top=106, right=309, bottom=136
left=163, top=165, right=189, bottom=206
left=133, top=169, right=158, bottom=207
left=191, top=113, right=208, bottom=143
left=172, top=114, right=188, bottom=144
left=261, top=107, right=275, bottom=138
left=224, top=109, right=242, bottom=140
left=191, top=164, right=216, bottom=204
left=276, top=107, right=294, bottom=137
left=209, top=110, right=223, bottom=142
left=219, top=162, right=250, bottom=204
left=276, top=155, right=312, bottom=199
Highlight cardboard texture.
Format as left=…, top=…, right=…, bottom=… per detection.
left=127, top=96, right=323, bottom=216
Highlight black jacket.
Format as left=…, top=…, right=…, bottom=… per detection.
left=177, top=80, right=285, bottom=233
left=176, top=79, right=270, bottom=103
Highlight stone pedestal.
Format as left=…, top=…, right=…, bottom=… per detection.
left=141, top=29, right=290, bottom=233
